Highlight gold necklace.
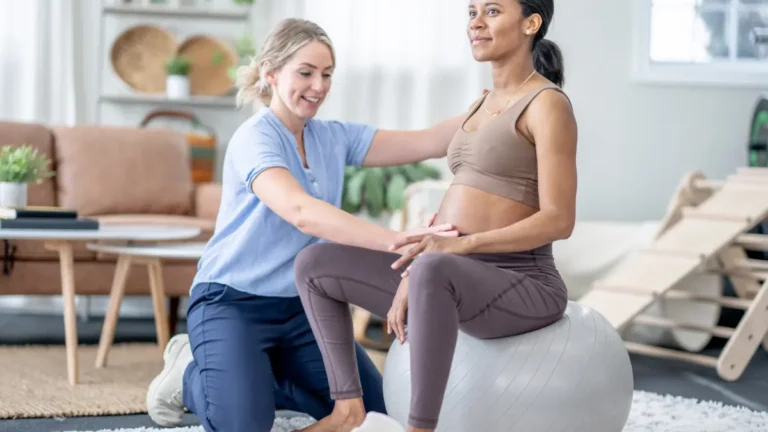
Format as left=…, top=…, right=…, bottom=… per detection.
left=483, top=70, right=537, bottom=118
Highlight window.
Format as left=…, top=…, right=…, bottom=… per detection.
left=633, top=0, right=768, bottom=86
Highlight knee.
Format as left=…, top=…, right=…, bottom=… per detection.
left=408, top=252, right=457, bottom=300
left=408, top=252, right=456, bottom=292
left=294, top=243, right=335, bottom=293
left=206, top=398, right=275, bottom=432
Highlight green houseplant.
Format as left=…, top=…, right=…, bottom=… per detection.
left=166, top=55, right=191, bottom=100
left=0, top=144, right=55, bottom=208
left=342, top=162, right=442, bottom=218
left=227, top=35, right=256, bottom=83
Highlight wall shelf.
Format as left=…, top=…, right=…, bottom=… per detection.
left=103, top=4, right=250, bottom=20
left=99, top=93, right=237, bottom=109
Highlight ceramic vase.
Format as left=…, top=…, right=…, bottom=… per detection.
left=0, top=182, right=28, bottom=208
left=166, top=75, right=190, bottom=100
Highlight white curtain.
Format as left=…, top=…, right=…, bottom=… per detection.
left=251, top=0, right=491, bottom=130
left=0, top=0, right=85, bottom=125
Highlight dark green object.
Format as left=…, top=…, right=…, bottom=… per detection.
left=166, top=55, right=191, bottom=76
left=748, top=96, right=768, bottom=167
left=342, top=163, right=442, bottom=216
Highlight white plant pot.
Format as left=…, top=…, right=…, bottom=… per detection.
left=166, top=75, right=190, bottom=100
left=0, top=182, right=28, bottom=208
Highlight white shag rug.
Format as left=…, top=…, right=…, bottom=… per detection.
left=68, top=390, right=768, bottom=432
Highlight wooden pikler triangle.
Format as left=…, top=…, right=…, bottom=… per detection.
left=579, top=168, right=768, bottom=381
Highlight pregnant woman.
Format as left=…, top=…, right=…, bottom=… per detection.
left=293, top=1, right=578, bottom=431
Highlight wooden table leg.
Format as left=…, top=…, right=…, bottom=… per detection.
left=147, top=258, right=170, bottom=353
left=95, top=254, right=132, bottom=368
left=352, top=306, right=393, bottom=351
left=45, top=240, right=79, bottom=386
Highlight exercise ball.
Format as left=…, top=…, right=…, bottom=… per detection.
left=382, top=302, right=634, bottom=432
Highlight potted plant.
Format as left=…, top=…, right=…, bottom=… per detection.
left=342, top=162, right=442, bottom=226
left=227, top=34, right=255, bottom=84
left=0, top=144, right=55, bottom=208
left=166, top=55, right=191, bottom=100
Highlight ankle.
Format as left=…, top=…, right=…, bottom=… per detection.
left=407, top=427, right=433, bottom=432
left=333, top=398, right=366, bottom=421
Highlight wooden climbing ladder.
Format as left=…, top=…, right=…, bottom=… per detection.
left=580, top=168, right=768, bottom=381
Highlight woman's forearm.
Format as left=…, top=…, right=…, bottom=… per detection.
left=295, top=197, right=398, bottom=252
left=424, top=115, right=465, bottom=158
left=462, top=210, right=573, bottom=254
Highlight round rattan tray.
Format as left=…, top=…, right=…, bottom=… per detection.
left=177, top=35, right=237, bottom=96
left=110, top=25, right=177, bottom=93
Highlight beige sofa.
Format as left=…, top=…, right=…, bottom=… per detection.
left=0, top=120, right=221, bottom=302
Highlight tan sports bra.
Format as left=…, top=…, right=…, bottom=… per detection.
left=446, top=83, right=567, bottom=209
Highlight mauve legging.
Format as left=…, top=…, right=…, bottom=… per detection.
left=294, top=242, right=568, bottom=430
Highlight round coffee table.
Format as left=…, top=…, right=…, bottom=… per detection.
left=85, top=241, right=206, bottom=369
left=0, top=224, right=201, bottom=385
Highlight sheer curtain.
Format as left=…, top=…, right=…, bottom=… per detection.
left=0, top=0, right=89, bottom=316
left=251, top=0, right=491, bottom=131
left=0, top=0, right=85, bottom=125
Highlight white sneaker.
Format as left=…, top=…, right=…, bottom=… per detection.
left=146, top=334, right=193, bottom=426
left=351, top=412, right=405, bottom=432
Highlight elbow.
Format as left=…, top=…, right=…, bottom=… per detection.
left=557, top=219, right=575, bottom=240
left=549, top=210, right=575, bottom=241
left=291, top=202, right=317, bottom=235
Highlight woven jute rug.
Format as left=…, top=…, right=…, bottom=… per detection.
left=0, top=343, right=388, bottom=420
left=0, top=343, right=165, bottom=419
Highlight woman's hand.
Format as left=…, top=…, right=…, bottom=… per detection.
left=387, top=277, right=409, bottom=344
left=389, top=234, right=473, bottom=275
left=392, top=213, right=458, bottom=255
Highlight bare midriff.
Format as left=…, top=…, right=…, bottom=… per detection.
left=432, top=184, right=537, bottom=235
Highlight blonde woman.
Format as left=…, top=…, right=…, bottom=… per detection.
left=145, top=18, right=462, bottom=432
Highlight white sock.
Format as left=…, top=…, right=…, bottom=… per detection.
left=351, top=412, right=406, bottom=432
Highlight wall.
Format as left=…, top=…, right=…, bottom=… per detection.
left=75, top=0, right=764, bottom=221
left=76, top=1, right=255, bottom=181
left=550, top=0, right=763, bottom=221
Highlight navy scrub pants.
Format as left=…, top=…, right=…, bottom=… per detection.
left=182, top=282, right=387, bottom=432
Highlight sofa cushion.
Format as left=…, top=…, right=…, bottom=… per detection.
left=1, top=260, right=197, bottom=296
left=52, top=126, right=193, bottom=216
left=0, top=121, right=57, bottom=207
left=193, top=182, right=222, bottom=221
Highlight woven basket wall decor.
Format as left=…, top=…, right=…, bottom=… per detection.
left=110, top=25, right=178, bottom=93
left=177, top=35, right=238, bottom=96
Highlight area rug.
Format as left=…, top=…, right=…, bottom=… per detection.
left=0, top=343, right=167, bottom=419
left=0, top=343, right=388, bottom=419
left=65, top=390, right=768, bottom=432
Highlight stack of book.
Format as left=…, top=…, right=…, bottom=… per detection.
left=0, top=206, right=99, bottom=230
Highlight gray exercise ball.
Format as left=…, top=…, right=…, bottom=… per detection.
left=382, top=302, right=634, bottom=432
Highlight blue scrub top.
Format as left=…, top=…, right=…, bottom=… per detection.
left=192, top=107, right=377, bottom=297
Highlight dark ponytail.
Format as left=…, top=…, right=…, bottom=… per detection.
left=519, top=0, right=564, bottom=87
left=533, top=39, right=564, bottom=87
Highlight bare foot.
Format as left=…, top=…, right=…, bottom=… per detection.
left=297, top=398, right=366, bottom=432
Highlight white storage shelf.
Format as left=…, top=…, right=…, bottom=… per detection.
left=97, top=1, right=251, bottom=115
left=96, top=0, right=255, bottom=182
left=99, top=93, right=237, bottom=109
left=103, top=4, right=250, bottom=20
